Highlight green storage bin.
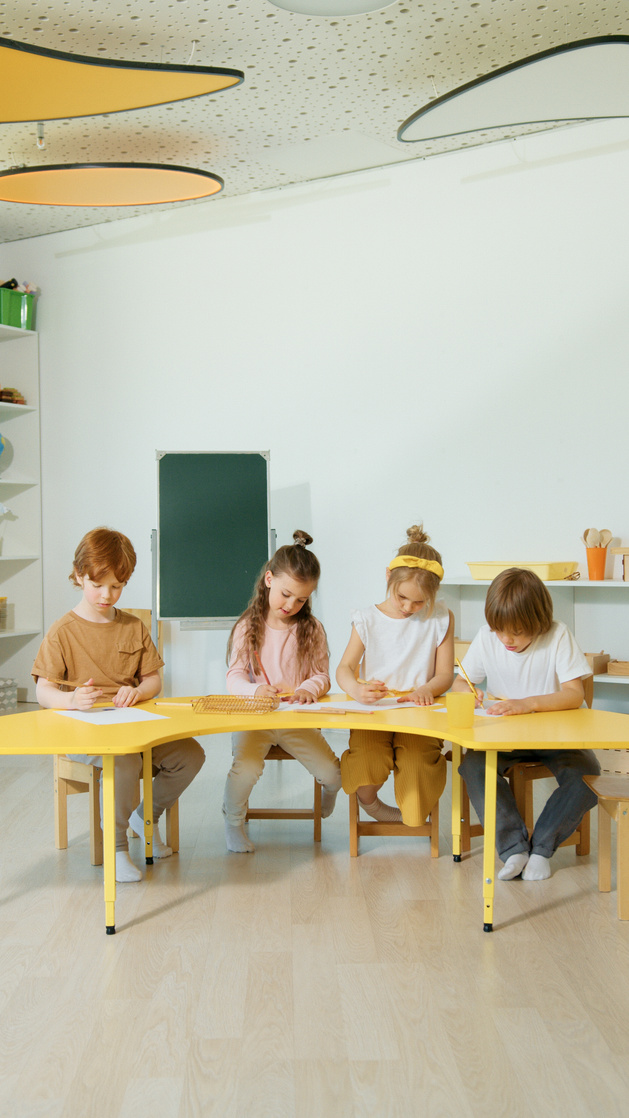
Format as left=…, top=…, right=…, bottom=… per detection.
left=0, top=289, right=35, bottom=330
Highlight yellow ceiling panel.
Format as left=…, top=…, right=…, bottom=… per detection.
left=0, top=36, right=243, bottom=122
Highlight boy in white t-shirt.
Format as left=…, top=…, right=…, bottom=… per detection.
left=454, top=568, right=599, bottom=882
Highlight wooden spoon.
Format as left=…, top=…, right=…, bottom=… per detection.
left=586, top=529, right=601, bottom=547
left=599, top=529, right=612, bottom=548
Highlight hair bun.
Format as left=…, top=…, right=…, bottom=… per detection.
left=293, top=530, right=313, bottom=548
left=406, top=523, right=429, bottom=545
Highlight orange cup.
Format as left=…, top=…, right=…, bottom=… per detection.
left=586, top=547, right=607, bottom=580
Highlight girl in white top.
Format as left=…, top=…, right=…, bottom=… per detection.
left=223, top=530, right=341, bottom=853
left=336, top=525, right=454, bottom=826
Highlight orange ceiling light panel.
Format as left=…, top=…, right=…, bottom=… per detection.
left=0, top=164, right=224, bottom=206
left=0, top=36, right=243, bottom=123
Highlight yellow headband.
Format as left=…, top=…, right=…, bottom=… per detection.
left=389, top=555, right=444, bottom=581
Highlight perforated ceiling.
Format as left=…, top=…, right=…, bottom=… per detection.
left=0, top=0, right=627, bottom=243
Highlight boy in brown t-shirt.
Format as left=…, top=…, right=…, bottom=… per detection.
left=33, top=527, right=204, bottom=882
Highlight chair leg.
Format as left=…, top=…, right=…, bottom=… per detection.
left=430, top=799, right=439, bottom=858
left=617, top=805, right=629, bottom=920
left=53, top=755, right=69, bottom=851
left=575, top=808, right=590, bottom=856
left=165, top=801, right=180, bottom=853
left=349, top=792, right=359, bottom=857
left=89, top=765, right=103, bottom=866
left=313, top=779, right=322, bottom=843
left=598, top=804, right=612, bottom=893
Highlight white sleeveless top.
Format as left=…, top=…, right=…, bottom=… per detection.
left=351, top=600, right=450, bottom=691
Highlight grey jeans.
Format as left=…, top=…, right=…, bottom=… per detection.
left=459, top=747, right=600, bottom=861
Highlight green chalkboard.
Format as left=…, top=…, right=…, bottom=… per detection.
left=157, top=452, right=270, bottom=619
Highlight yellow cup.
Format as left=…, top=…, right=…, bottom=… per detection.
left=445, top=691, right=475, bottom=728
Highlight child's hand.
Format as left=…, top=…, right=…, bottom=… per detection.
left=488, top=697, right=533, bottom=716
left=474, top=688, right=485, bottom=707
left=288, top=688, right=316, bottom=704
left=254, top=684, right=281, bottom=699
left=359, top=679, right=389, bottom=703
left=113, top=685, right=140, bottom=708
left=71, top=679, right=103, bottom=710
left=405, top=686, right=434, bottom=706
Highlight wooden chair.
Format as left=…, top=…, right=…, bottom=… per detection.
left=53, top=608, right=179, bottom=863
left=459, top=675, right=594, bottom=855
left=349, top=794, right=439, bottom=858
left=583, top=774, right=629, bottom=919
left=54, top=757, right=180, bottom=863
left=245, top=744, right=322, bottom=841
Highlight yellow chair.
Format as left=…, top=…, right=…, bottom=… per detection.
left=245, top=744, right=322, bottom=841
left=52, top=608, right=179, bottom=863
left=583, top=773, right=629, bottom=919
left=459, top=676, right=594, bottom=855
left=349, top=794, right=439, bottom=858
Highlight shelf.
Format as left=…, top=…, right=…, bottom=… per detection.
left=0, top=628, right=41, bottom=639
left=0, top=554, right=39, bottom=562
left=594, top=673, right=629, bottom=686
left=0, top=325, right=35, bottom=343
left=0, top=474, right=38, bottom=488
left=443, top=577, right=629, bottom=589
left=0, top=402, right=36, bottom=419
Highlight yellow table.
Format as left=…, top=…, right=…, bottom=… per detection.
left=3, top=699, right=628, bottom=933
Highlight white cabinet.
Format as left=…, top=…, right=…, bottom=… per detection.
left=0, top=325, right=42, bottom=702
left=441, top=576, right=629, bottom=713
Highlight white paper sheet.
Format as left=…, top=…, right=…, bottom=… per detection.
left=277, top=698, right=447, bottom=714
left=55, top=708, right=168, bottom=725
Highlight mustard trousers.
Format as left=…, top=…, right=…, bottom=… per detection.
left=340, top=729, right=446, bottom=826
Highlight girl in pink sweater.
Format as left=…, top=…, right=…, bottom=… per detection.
left=223, top=530, right=341, bottom=852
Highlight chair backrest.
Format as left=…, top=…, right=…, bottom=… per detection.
left=124, top=608, right=164, bottom=679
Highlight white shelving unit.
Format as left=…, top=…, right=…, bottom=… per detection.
left=0, top=325, right=42, bottom=702
left=441, top=575, right=629, bottom=712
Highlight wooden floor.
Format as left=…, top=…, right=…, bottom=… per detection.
left=2, top=724, right=629, bottom=1118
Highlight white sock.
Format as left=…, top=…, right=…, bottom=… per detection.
left=357, top=795, right=402, bottom=823
left=115, top=850, right=142, bottom=883
left=498, top=852, right=530, bottom=880
left=321, top=787, right=339, bottom=819
left=522, top=853, right=552, bottom=880
left=225, top=820, right=255, bottom=853
left=129, top=808, right=172, bottom=859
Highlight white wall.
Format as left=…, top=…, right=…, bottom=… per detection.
left=3, top=118, right=629, bottom=697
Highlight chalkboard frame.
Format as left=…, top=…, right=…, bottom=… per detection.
left=155, top=451, right=270, bottom=626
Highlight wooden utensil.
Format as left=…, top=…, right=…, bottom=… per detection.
left=599, top=529, right=613, bottom=548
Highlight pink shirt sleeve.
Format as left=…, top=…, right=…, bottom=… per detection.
left=295, top=622, right=330, bottom=698
left=226, top=622, right=262, bottom=696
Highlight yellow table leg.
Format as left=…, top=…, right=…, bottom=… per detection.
left=451, top=741, right=463, bottom=861
left=102, top=754, right=116, bottom=934
left=142, top=749, right=154, bottom=864
left=482, top=750, right=498, bottom=932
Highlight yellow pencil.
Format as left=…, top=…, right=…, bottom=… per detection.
left=455, top=658, right=482, bottom=704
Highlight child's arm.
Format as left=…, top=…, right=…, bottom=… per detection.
left=112, top=670, right=161, bottom=708
left=36, top=677, right=104, bottom=711
left=336, top=626, right=388, bottom=703
left=489, top=677, right=585, bottom=717
left=288, top=624, right=330, bottom=704
left=405, top=610, right=456, bottom=705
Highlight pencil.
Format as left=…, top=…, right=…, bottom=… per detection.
left=455, top=658, right=482, bottom=704
left=254, top=650, right=272, bottom=687
left=47, top=676, right=91, bottom=690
